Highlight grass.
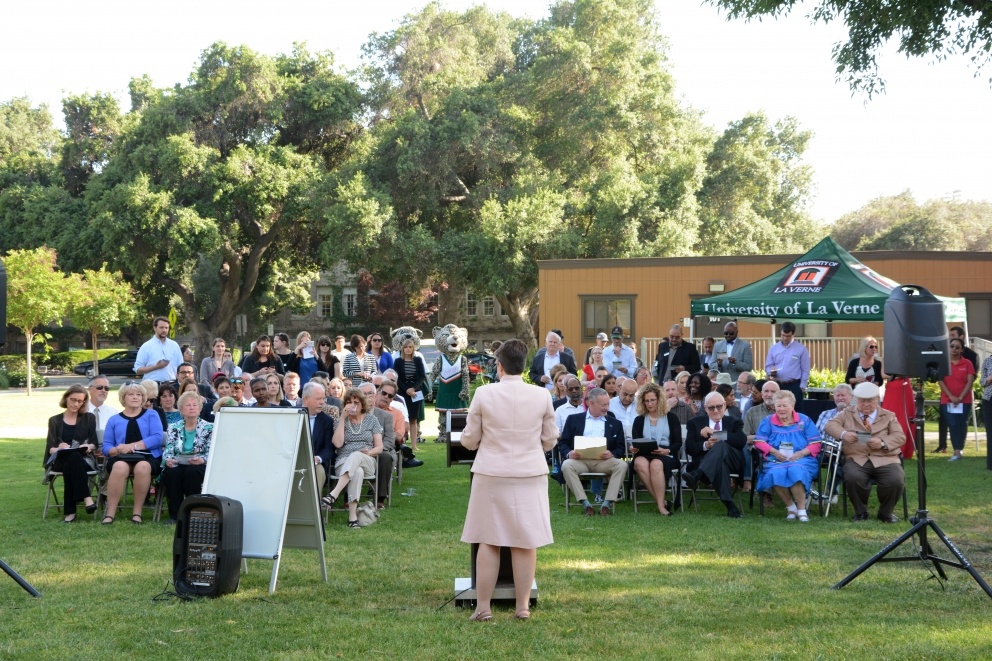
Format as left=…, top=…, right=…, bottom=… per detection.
left=2, top=391, right=992, bottom=659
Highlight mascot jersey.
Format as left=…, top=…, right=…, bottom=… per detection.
left=435, top=354, right=467, bottom=410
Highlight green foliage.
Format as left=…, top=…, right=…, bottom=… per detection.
left=2, top=369, right=49, bottom=388
left=709, top=1, right=992, bottom=94
left=67, top=265, right=140, bottom=375
left=0, top=369, right=8, bottom=389
left=830, top=191, right=992, bottom=251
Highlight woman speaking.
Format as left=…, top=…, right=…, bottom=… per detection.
left=460, top=339, right=559, bottom=622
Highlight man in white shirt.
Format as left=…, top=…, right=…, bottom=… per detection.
left=284, top=372, right=303, bottom=407
left=555, top=377, right=586, bottom=432
left=608, top=378, right=638, bottom=438
left=303, top=382, right=334, bottom=493
left=603, top=326, right=638, bottom=378
left=529, top=331, right=577, bottom=390
left=133, top=316, right=184, bottom=382
left=86, top=375, right=119, bottom=431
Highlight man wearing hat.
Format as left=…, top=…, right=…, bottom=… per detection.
left=824, top=382, right=906, bottom=523
left=603, top=326, right=638, bottom=378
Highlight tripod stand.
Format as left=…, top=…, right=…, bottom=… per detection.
left=1, top=558, right=41, bottom=597
left=833, top=381, right=992, bottom=599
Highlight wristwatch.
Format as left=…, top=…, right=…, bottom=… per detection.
left=881, top=441, right=888, bottom=451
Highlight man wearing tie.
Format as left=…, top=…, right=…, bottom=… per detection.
left=303, top=382, right=335, bottom=494
left=559, top=388, right=628, bottom=516
left=683, top=391, right=748, bottom=518
left=713, top=322, right=753, bottom=382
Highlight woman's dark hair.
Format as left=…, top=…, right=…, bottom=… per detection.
left=250, top=335, right=272, bottom=360
left=158, top=382, right=179, bottom=401
left=599, top=373, right=616, bottom=390
left=687, top=373, right=712, bottom=400
left=496, top=338, right=527, bottom=375
left=350, top=334, right=365, bottom=351
left=368, top=332, right=385, bottom=356
left=715, top=383, right=734, bottom=398
left=212, top=375, right=231, bottom=390
left=274, top=332, right=289, bottom=345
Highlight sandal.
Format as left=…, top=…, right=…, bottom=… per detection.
left=320, top=494, right=337, bottom=510
left=514, top=610, right=531, bottom=621
left=469, top=610, right=493, bottom=622
left=347, top=520, right=360, bottom=528
left=786, top=512, right=797, bottom=521
left=101, top=516, right=115, bottom=525
left=798, top=514, right=810, bottom=523
left=131, top=514, right=143, bottom=525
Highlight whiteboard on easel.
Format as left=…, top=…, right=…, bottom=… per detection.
left=201, top=407, right=326, bottom=592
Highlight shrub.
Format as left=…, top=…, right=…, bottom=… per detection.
left=0, top=370, right=9, bottom=389
left=4, top=370, right=49, bottom=388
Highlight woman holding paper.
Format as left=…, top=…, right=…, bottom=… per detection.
left=460, top=339, right=559, bottom=622
left=394, top=339, right=426, bottom=453
left=753, top=390, right=821, bottom=522
left=940, top=337, right=976, bottom=462
left=45, top=385, right=100, bottom=522
left=161, top=391, right=213, bottom=523
left=102, top=382, right=165, bottom=524
left=629, top=383, right=682, bottom=516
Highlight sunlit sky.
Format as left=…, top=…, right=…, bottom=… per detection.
left=3, top=0, right=989, bottom=223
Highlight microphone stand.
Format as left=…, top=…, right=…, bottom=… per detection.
left=833, top=380, right=992, bottom=599
left=1, top=558, right=41, bottom=597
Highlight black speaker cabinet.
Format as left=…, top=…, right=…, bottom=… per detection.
left=173, top=495, right=243, bottom=598
left=0, top=257, right=7, bottom=347
left=883, top=285, right=950, bottom=381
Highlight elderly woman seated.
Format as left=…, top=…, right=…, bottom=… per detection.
left=160, top=391, right=213, bottom=523
left=102, top=381, right=165, bottom=524
left=320, top=387, right=383, bottom=527
left=753, top=390, right=822, bottom=522
left=824, top=382, right=906, bottom=523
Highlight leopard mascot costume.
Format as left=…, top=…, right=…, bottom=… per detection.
left=430, top=324, right=471, bottom=444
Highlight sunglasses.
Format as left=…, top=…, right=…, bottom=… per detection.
left=867, top=345, right=877, bottom=349
left=380, top=391, right=395, bottom=399
left=371, top=338, right=382, bottom=342
left=230, top=378, right=244, bottom=384
left=705, top=404, right=725, bottom=411
left=90, top=385, right=110, bottom=391
left=723, top=331, right=736, bottom=335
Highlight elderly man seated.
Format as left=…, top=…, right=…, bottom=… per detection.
left=824, top=382, right=906, bottom=523
left=683, top=391, right=747, bottom=518
left=558, top=388, right=627, bottom=516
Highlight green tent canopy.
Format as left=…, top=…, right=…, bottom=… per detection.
left=690, top=236, right=966, bottom=323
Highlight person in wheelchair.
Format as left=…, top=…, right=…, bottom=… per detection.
left=824, top=382, right=906, bottom=523
left=753, top=390, right=822, bottom=523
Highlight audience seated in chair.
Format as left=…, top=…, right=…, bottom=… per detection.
left=629, top=382, right=682, bottom=516
left=160, top=391, right=212, bottom=523
left=683, top=391, right=747, bottom=518
left=824, top=382, right=906, bottom=523
left=558, top=388, right=627, bottom=516
left=45, top=385, right=100, bottom=522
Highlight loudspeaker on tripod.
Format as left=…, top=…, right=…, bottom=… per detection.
left=883, top=285, right=949, bottom=381
left=173, top=495, right=243, bottom=598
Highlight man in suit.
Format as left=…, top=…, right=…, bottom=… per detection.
left=529, top=331, right=578, bottom=390
left=303, top=382, right=334, bottom=494
left=683, top=391, right=748, bottom=518
left=559, top=388, right=628, bottom=516
left=359, top=382, right=397, bottom=509
left=653, top=324, right=701, bottom=382
left=712, top=322, right=753, bottom=382
left=824, top=381, right=906, bottom=523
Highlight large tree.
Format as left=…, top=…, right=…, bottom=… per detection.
left=3, top=247, right=68, bottom=395
left=80, top=43, right=363, bottom=356
left=67, top=265, right=139, bottom=375
left=708, top=0, right=992, bottom=94
left=322, top=0, right=711, bottom=345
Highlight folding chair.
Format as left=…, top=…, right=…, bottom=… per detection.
left=630, top=462, right=681, bottom=514
left=42, top=469, right=101, bottom=520
left=682, top=450, right=745, bottom=513
left=840, top=454, right=910, bottom=520
left=323, top=469, right=379, bottom=523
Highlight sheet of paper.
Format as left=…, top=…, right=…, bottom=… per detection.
left=779, top=442, right=794, bottom=459
left=947, top=402, right=964, bottom=414
left=574, top=435, right=607, bottom=460
left=411, top=391, right=425, bottom=403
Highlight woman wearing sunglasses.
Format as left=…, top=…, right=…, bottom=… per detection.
left=846, top=336, right=885, bottom=386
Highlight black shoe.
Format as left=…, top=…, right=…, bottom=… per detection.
left=400, top=446, right=416, bottom=460
left=877, top=513, right=900, bottom=524
left=682, top=471, right=700, bottom=490
left=727, top=506, right=744, bottom=519
left=85, top=503, right=98, bottom=514
left=403, top=458, right=424, bottom=468
left=852, top=512, right=870, bottom=522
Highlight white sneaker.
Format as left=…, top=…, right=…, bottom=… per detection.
left=949, top=455, right=962, bottom=462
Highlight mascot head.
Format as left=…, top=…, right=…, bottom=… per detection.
left=390, top=326, right=423, bottom=353
left=433, top=324, right=468, bottom=358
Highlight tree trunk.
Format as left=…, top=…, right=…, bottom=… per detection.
left=497, top=290, right=538, bottom=348
left=91, top=330, right=100, bottom=376
left=24, top=330, right=33, bottom=396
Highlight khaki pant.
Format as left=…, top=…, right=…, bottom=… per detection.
left=562, top=458, right=627, bottom=504
left=334, top=452, right=377, bottom=503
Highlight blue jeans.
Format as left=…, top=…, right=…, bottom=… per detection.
left=941, top=403, right=971, bottom=452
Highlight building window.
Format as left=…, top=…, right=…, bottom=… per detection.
left=581, top=296, right=634, bottom=341
left=343, top=287, right=357, bottom=317
left=483, top=296, right=497, bottom=316
left=964, top=294, right=992, bottom=338
left=466, top=291, right=477, bottom=316
left=319, top=294, right=332, bottom=318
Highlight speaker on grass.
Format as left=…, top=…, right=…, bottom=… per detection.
left=883, top=285, right=950, bottom=382
left=173, top=494, right=243, bottom=598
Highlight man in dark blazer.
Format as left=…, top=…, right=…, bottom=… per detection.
left=558, top=388, right=628, bottom=516
left=683, top=391, right=747, bottom=518
left=303, top=382, right=335, bottom=494
left=529, top=331, right=578, bottom=390
left=653, top=323, right=701, bottom=382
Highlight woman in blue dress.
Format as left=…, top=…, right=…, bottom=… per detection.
left=754, top=390, right=821, bottom=523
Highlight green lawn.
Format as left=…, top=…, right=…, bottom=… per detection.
left=2, top=391, right=992, bottom=659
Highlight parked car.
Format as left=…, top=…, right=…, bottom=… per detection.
left=73, top=350, right=139, bottom=378
left=465, top=351, right=496, bottom=383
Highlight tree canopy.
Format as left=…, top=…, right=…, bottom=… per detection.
left=709, top=0, right=992, bottom=94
